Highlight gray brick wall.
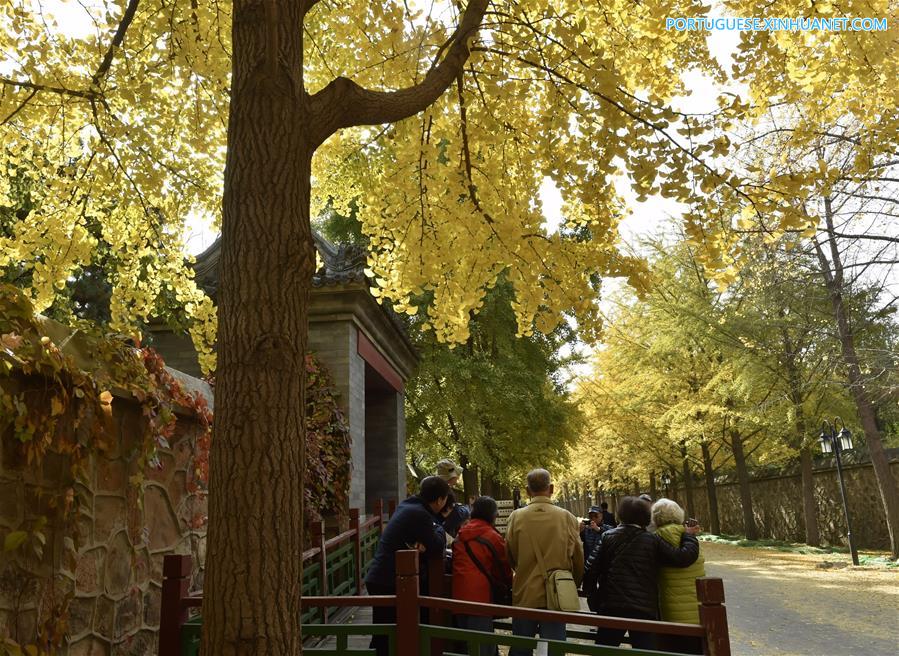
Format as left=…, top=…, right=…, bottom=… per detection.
left=364, top=384, right=402, bottom=508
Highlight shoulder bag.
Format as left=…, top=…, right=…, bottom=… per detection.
left=525, top=529, right=580, bottom=612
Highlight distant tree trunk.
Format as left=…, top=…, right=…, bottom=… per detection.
left=815, top=202, right=899, bottom=558
left=780, top=323, right=820, bottom=546
left=730, top=429, right=758, bottom=540
left=481, top=473, right=498, bottom=497
left=668, top=468, right=678, bottom=504
left=649, top=471, right=658, bottom=502
left=700, top=441, right=721, bottom=535
left=680, top=444, right=696, bottom=519
left=460, top=457, right=479, bottom=501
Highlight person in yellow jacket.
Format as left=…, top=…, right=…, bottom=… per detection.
left=652, top=498, right=705, bottom=654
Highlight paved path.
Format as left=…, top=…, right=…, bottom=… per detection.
left=318, top=542, right=898, bottom=655
left=703, top=542, right=898, bottom=656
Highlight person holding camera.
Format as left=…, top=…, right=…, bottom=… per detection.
left=365, top=476, right=449, bottom=656
left=581, top=506, right=605, bottom=556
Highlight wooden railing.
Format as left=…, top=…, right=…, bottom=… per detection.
left=161, top=547, right=731, bottom=656
left=159, top=500, right=388, bottom=655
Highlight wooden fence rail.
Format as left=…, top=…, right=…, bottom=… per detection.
left=158, top=499, right=388, bottom=656
left=161, top=546, right=731, bottom=656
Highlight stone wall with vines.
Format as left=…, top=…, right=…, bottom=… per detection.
left=1, top=285, right=212, bottom=655
left=0, top=284, right=352, bottom=654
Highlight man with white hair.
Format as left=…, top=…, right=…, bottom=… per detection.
left=505, top=468, right=584, bottom=655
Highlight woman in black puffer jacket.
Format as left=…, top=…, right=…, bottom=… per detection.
left=581, top=496, right=701, bottom=650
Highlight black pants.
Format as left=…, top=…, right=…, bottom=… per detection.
left=366, top=582, right=396, bottom=656
left=366, top=581, right=431, bottom=656
left=658, top=634, right=704, bottom=654
left=595, top=608, right=657, bottom=651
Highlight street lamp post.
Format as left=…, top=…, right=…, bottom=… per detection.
left=819, top=418, right=859, bottom=566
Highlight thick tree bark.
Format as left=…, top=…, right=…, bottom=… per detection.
left=730, top=430, right=758, bottom=540
left=700, top=441, right=721, bottom=535
left=680, top=443, right=696, bottom=519
left=202, top=0, right=312, bottom=653
left=815, top=203, right=899, bottom=558
left=202, top=0, right=490, bottom=652
left=648, top=471, right=658, bottom=502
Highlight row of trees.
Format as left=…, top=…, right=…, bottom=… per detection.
left=568, top=230, right=897, bottom=547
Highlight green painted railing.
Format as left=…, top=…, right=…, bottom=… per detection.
left=159, top=502, right=388, bottom=655
left=179, top=618, right=393, bottom=656
left=422, top=624, right=690, bottom=656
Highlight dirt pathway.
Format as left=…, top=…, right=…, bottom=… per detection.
left=703, top=541, right=898, bottom=656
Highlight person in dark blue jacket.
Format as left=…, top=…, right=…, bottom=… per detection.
left=365, top=476, right=449, bottom=656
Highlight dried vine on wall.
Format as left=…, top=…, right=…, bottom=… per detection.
left=1, top=284, right=352, bottom=653
left=0, top=284, right=212, bottom=654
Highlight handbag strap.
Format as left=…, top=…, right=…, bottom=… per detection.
left=474, top=536, right=510, bottom=584
left=463, top=539, right=502, bottom=588
left=524, top=524, right=552, bottom=580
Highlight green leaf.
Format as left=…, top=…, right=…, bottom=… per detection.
left=4, top=531, right=28, bottom=552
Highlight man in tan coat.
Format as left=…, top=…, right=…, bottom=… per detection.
left=505, top=469, right=584, bottom=655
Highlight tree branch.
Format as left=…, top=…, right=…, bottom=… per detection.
left=91, top=0, right=141, bottom=88
left=308, top=0, right=487, bottom=143
left=0, top=76, right=96, bottom=100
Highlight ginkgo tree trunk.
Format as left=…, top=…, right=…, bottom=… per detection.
left=203, top=0, right=488, bottom=653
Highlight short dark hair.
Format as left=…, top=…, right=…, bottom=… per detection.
left=441, top=492, right=457, bottom=514
left=420, top=476, right=450, bottom=503
left=617, top=496, right=651, bottom=527
left=600, top=502, right=609, bottom=510
left=470, top=496, right=499, bottom=524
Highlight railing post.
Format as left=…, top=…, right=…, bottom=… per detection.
left=427, top=552, right=448, bottom=655
left=697, top=577, right=730, bottom=656
left=159, top=554, right=191, bottom=656
left=374, top=498, right=385, bottom=532
left=395, top=550, right=420, bottom=656
left=350, top=508, right=362, bottom=594
left=313, top=519, right=329, bottom=624
left=388, top=498, right=398, bottom=518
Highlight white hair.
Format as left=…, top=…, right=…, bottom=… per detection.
left=651, top=498, right=685, bottom=528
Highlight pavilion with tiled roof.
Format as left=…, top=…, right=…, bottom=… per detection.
left=149, top=234, right=418, bottom=512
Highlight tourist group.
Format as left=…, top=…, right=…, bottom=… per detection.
left=364, top=463, right=705, bottom=656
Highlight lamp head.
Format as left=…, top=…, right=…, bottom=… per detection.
left=838, top=427, right=853, bottom=451
left=819, top=430, right=833, bottom=454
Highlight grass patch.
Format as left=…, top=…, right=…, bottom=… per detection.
left=699, top=534, right=898, bottom=567
left=700, top=533, right=846, bottom=554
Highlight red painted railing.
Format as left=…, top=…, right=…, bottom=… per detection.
left=158, top=499, right=388, bottom=655
left=160, top=539, right=731, bottom=656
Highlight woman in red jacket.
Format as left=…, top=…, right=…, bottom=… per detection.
left=452, top=496, right=514, bottom=656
